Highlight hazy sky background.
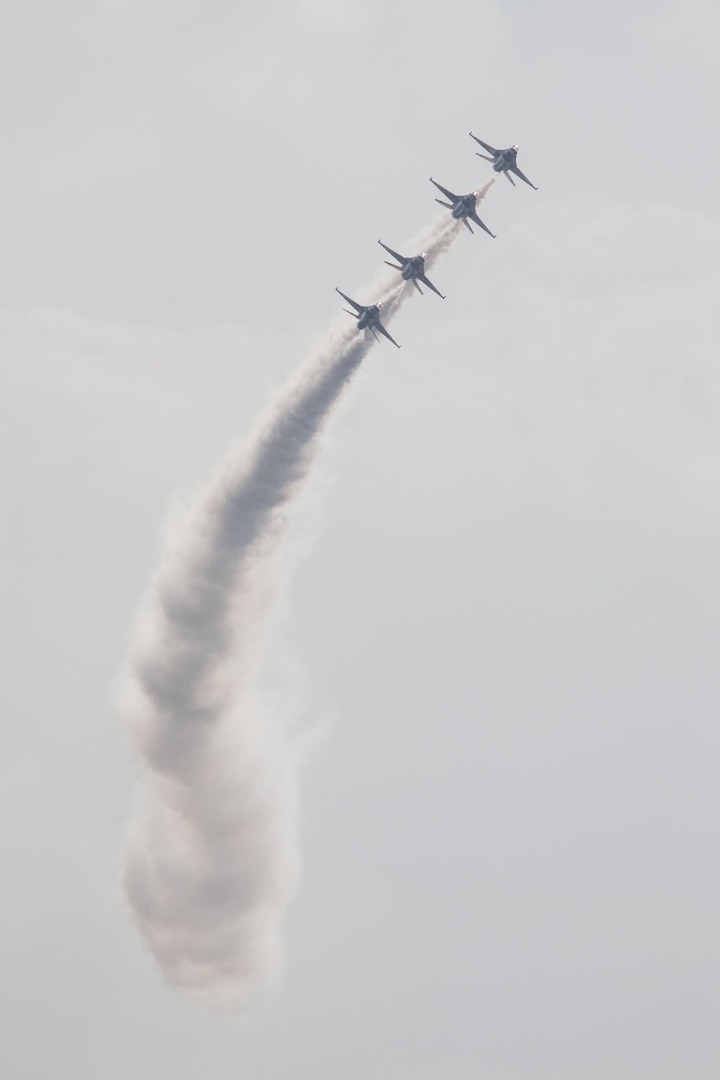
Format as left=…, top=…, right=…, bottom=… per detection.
left=2, top=0, right=720, bottom=1076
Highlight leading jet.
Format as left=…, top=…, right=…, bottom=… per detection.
left=335, top=288, right=400, bottom=348
left=377, top=240, right=446, bottom=299
left=429, top=178, right=495, bottom=237
left=469, top=134, right=538, bottom=190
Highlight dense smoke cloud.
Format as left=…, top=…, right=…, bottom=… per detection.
left=120, top=193, right=490, bottom=1012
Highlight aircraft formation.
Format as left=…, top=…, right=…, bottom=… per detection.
left=337, top=134, right=538, bottom=349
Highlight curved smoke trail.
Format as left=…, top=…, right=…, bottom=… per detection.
left=120, top=187, right=491, bottom=1014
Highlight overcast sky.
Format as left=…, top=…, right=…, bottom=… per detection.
left=2, top=0, right=720, bottom=1077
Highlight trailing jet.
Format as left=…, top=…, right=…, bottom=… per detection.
left=469, top=134, right=538, bottom=190
left=429, top=178, right=495, bottom=237
left=377, top=241, right=445, bottom=299
left=335, top=288, right=400, bottom=348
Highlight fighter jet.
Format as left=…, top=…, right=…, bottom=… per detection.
left=469, top=134, right=538, bottom=190
left=335, top=288, right=400, bottom=348
left=429, top=178, right=495, bottom=237
left=377, top=241, right=446, bottom=299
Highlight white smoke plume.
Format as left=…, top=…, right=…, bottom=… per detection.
left=120, top=191, right=491, bottom=1014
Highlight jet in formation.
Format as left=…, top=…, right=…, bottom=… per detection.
left=335, top=288, right=401, bottom=348
left=429, top=178, right=495, bottom=237
left=377, top=240, right=446, bottom=299
left=469, top=134, right=538, bottom=190
left=335, top=129, right=538, bottom=347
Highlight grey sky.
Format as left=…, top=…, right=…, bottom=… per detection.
left=1, top=0, right=719, bottom=1076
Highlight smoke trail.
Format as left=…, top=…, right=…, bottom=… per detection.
left=120, top=194, right=490, bottom=1014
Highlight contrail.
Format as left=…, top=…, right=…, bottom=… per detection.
left=120, top=186, right=492, bottom=1014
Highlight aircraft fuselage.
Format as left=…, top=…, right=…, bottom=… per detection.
left=401, top=256, right=425, bottom=280
left=357, top=306, right=381, bottom=331
left=453, top=193, right=477, bottom=219
left=494, top=146, right=518, bottom=171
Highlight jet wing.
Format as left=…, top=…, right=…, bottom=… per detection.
left=418, top=273, right=445, bottom=299
left=378, top=240, right=408, bottom=265
left=469, top=133, right=497, bottom=155
left=508, top=164, right=538, bottom=190
left=335, top=287, right=365, bottom=313
left=429, top=177, right=459, bottom=203
left=469, top=210, right=496, bottom=238
left=375, top=321, right=401, bottom=348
